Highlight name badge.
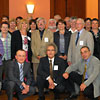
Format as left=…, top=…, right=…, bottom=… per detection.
left=54, top=65, right=58, bottom=70
left=44, top=37, right=48, bottom=42
left=80, top=41, right=84, bottom=45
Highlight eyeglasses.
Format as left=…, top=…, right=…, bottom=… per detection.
left=47, top=49, right=55, bottom=52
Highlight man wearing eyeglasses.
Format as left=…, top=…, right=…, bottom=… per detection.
left=6, top=50, right=35, bottom=100
left=63, top=46, right=100, bottom=100
left=37, top=43, right=66, bottom=100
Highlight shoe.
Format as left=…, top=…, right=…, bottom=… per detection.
left=54, top=93, right=60, bottom=100
left=69, top=92, right=78, bottom=99
left=37, top=96, right=45, bottom=100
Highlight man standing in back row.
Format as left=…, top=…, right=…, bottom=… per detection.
left=67, top=18, right=94, bottom=66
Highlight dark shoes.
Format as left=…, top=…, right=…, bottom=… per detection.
left=64, top=92, right=78, bottom=100
left=38, top=96, right=45, bottom=100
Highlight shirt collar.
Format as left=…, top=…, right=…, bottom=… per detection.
left=48, top=57, right=54, bottom=63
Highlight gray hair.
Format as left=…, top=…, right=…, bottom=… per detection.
left=48, top=19, right=56, bottom=24
left=77, top=18, right=85, bottom=25
left=36, top=17, right=46, bottom=25
left=46, top=43, right=58, bottom=54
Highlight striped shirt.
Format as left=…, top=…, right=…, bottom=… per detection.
left=0, top=32, right=11, bottom=60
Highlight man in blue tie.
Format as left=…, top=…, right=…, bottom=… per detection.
left=6, top=50, right=35, bottom=100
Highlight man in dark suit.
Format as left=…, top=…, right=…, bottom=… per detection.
left=37, top=43, right=66, bottom=100
left=6, top=50, right=35, bottom=100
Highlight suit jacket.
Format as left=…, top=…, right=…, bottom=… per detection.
left=11, top=30, right=32, bottom=61
left=31, top=29, right=53, bottom=63
left=37, top=56, right=66, bottom=85
left=65, top=56, right=100, bottom=97
left=54, top=30, right=71, bottom=56
left=68, top=29, right=94, bottom=64
left=7, top=60, right=32, bottom=87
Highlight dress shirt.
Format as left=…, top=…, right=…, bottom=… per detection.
left=39, top=29, right=45, bottom=40
left=84, top=56, right=91, bottom=79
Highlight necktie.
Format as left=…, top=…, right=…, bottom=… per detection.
left=49, top=60, right=53, bottom=79
left=24, top=37, right=28, bottom=45
left=82, top=64, right=87, bottom=82
left=19, top=64, right=24, bottom=89
left=75, top=32, right=80, bottom=45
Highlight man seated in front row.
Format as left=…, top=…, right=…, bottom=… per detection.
left=37, top=43, right=66, bottom=100
left=6, top=50, right=36, bottom=100
left=63, top=46, right=100, bottom=100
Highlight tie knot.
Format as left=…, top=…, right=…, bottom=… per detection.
left=20, top=64, right=23, bottom=69
left=50, top=60, right=52, bottom=63
left=78, top=31, right=80, bottom=35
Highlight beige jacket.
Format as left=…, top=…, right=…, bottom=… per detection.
left=31, top=29, right=53, bottom=63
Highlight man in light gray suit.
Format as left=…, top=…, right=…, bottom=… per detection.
left=63, top=46, right=100, bottom=100
left=67, top=18, right=94, bottom=66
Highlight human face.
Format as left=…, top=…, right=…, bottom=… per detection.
left=10, top=21, right=16, bottom=29
left=92, top=21, right=98, bottom=29
left=80, top=47, right=91, bottom=60
left=46, top=46, right=56, bottom=59
left=76, top=20, right=84, bottom=31
left=58, top=22, right=65, bottom=30
left=48, top=20, right=56, bottom=27
left=15, top=50, right=26, bottom=64
left=21, top=21, right=28, bottom=30
left=70, top=20, right=76, bottom=28
left=30, top=22, right=36, bottom=30
left=85, top=20, right=91, bottom=28
left=1, top=24, right=9, bottom=34
left=2, top=17, right=9, bottom=22
left=38, top=19, right=45, bottom=30
left=64, top=17, right=70, bottom=29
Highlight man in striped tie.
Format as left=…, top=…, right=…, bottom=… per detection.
left=6, top=50, right=35, bottom=100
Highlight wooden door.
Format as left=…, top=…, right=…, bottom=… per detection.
left=50, top=0, right=86, bottom=19
left=0, top=0, right=9, bottom=22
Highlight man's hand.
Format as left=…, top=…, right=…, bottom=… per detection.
left=37, top=56, right=41, bottom=60
left=22, top=84, right=30, bottom=94
left=48, top=77, right=55, bottom=89
left=68, top=61, right=72, bottom=66
left=63, top=72, right=69, bottom=79
left=80, top=83, right=86, bottom=91
left=59, top=55, right=67, bottom=60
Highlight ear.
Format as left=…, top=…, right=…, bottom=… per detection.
left=15, top=55, right=17, bottom=59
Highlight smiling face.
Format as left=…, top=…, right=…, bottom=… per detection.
left=15, top=50, right=26, bottom=64
left=76, top=19, right=84, bottom=31
left=37, top=19, right=45, bottom=31
left=80, top=47, right=91, bottom=60
left=1, top=24, right=9, bottom=34
left=46, top=46, right=56, bottom=59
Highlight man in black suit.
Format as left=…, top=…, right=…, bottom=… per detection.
left=6, top=50, right=35, bottom=100
left=37, top=43, right=66, bottom=100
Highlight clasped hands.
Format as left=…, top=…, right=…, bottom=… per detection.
left=48, top=77, right=55, bottom=89
left=21, top=82, right=29, bottom=94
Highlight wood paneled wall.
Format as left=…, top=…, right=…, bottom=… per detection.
left=98, top=0, right=100, bottom=25
left=50, top=0, right=86, bottom=19
left=0, top=0, right=9, bottom=22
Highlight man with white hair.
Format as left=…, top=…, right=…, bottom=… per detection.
left=67, top=18, right=94, bottom=97
left=68, top=18, right=94, bottom=65
left=48, top=19, right=57, bottom=33
left=31, top=17, right=53, bottom=82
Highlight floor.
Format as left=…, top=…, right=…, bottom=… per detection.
left=0, top=90, right=100, bottom=100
